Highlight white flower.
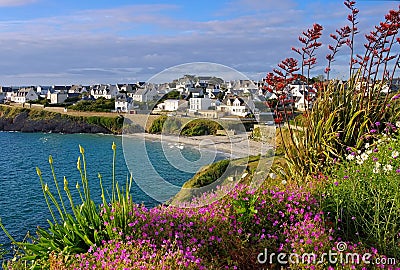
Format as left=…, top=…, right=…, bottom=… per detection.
left=281, top=180, right=287, bottom=185
left=366, top=150, right=372, bottom=155
left=375, top=162, right=381, bottom=167
left=357, top=150, right=361, bottom=154
left=360, top=153, right=369, bottom=161
left=392, top=151, right=399, bottom=159
left=269, top=173, right=277, bottom=179
left=356, top=159, right=364, bottom=165
left=373, top=167, right=380, bottom=174
left=383, top=164, right=393, bottom=172
left=346, top=154, right=355, bottom=161
left=365, top=143, right=370, bottom=149
left=396, top=121, right=400, bottom=128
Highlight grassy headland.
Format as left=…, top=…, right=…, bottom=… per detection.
left=0, top=105, right=124, bottom=134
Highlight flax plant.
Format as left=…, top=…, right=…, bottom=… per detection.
left=0, top=143, right=134, bottom=269
left=267, top=2, right=400, bottom=182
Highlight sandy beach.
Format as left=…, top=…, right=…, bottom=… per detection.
left=126, top=132, right=273, bottom=159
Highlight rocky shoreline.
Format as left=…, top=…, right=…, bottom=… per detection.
left=0, top=106, right=119, bottom=134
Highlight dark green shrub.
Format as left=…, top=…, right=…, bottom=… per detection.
left=149, top=115, right=167, bottom=134
left=68, top=98, right=115, bottom=112
left=180, top=119, right=222, bottom=136
left=184, top=159, right=230, bottom=188
left=86, top=115, right=124, bottom=133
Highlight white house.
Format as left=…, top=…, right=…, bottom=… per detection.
left=189, top=97, right=213, bottom=112
left=115, top=94, right=134, bottom=113
left=13, top=88, right=39, bottom=103
left=175, top=75, right=195, bottom=93
left=132, top=84, right=157, bottom=102
left=0, top=87, right=13, bottom=102
left=217, top=96, right=250, bottom=117
left=164, top=99, right=180, bottom=111
left=6, top=91, right=14, bottom=101
left=91, top=84, right=119, bottom=99
left=49, top=91, right=68, bottom=104
left=68, top=85, right=87, bottom=94
left=156, top=99, right=188, bottom=112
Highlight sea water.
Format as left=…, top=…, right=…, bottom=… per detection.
left=0, top=132, right=225, bottom=252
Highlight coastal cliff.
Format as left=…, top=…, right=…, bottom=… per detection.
left=0, top=105, right=123, bottom=134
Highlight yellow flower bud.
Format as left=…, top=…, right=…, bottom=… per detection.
left=63, top=177, right=68, bottom=191
left=79, top=145, right=85, bottom=154
left=36, top=167, right=42, bottom=177
left=48, top=155, right=53, bottom=165
left=44, top=183, right=49, bottom=192
left=77, top=156, right=81, bottom=171
left=76, top=182, right=80, bottom=189
left=112, top=142, right=117, bottom=151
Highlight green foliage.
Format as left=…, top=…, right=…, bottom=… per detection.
left=0, top=244, right=6, bottom=261
left=252, top=127, right=261, bottom=140
left=149, top=115, right=167, bottom=134
left=180, top=119, right=222, bottom=136
left=0, top=105, right=124, bottom=134
left=321, top=131, right=400, bottom=258
left=28, top=97, right=49, bottom=106
left=280, top=79, right=400, bottom=181
left=232, top=194, right=258, bottom=227
left=183, top=159, right=230, bottom=188
left=0, top=105, right=29, bottom=118
left=85, top=115, right=124, bottom=133
left=68, top=97, right=115, bottom=112
left=288, top=113, right=306, bottom=127
left=148, top=115, right=182, bottom=134
left=163, top=90, right=181, bottom=100
left=64, top=95, right=81, bottom=104
left=0, top=143, right=134, bottom=269
left=163, top=117, right=182, bottom=134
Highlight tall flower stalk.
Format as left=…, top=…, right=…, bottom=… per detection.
left=0, top=143, right=134, bottom=268
left=344, top=0, right=359, bottom=78
left=266, top=1, right=400, bottom=180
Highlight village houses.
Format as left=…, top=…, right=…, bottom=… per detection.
left=115, top=93, right=134, bottom=113
left=13, top=87, right=39, bottom=103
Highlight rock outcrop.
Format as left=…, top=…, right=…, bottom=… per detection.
left=0, top=110, right=112, bottom=134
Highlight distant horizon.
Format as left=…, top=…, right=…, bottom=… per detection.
left=0, top=0, right=398, bottom=85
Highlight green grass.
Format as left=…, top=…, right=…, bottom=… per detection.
left=0, top=105, right=124, bottom=134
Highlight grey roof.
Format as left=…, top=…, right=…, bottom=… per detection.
left=189, top=88, right=204, bottom=94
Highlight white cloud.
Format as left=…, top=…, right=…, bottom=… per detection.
left=0, top=1, right=398, bottom=85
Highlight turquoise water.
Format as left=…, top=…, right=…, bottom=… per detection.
left=0, top=132, right=224, bottom=252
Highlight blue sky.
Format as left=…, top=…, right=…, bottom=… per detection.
left=0, top=0, right=398, bottom=85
